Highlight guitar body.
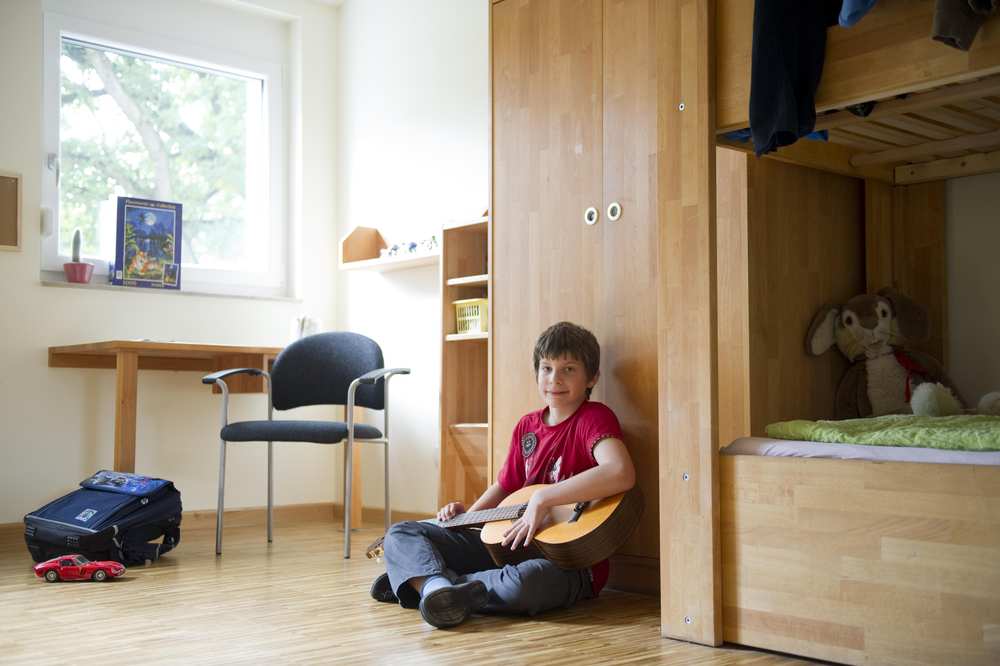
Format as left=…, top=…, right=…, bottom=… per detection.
left=479, top=484, right=643, bottom=570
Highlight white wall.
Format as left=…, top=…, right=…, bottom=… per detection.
left=336, top=0, right=488, bottom=514
left=947, top=172, right=1000, bottom=405
left=0, top=0, right=340, bottom=523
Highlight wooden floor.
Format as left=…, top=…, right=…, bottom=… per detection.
left=0, top=517, right=815, bottom=664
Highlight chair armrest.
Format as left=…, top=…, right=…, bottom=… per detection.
left=355, top=367, right=411, bottom=384
left=201, top=368, right=266, bottom=385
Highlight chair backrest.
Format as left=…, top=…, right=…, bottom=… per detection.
left=270, top=332, right=385, bottom=411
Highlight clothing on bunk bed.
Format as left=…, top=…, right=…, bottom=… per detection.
left=933, top=0, right=1000, bottom=51
left=839, top=0, right=878, bottom=27
left=749, top=0, right=841, bottom=156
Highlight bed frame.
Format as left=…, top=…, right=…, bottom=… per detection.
left=658, top=1, right=1000, bottom=663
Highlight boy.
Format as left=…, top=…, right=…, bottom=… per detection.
left=370, top=321, right=636, bottom=629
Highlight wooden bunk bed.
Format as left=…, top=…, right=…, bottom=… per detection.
left=659, top=1, right=1000, bottom=665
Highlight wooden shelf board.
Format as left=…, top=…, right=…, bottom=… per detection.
left=450, top=423, right=488, bottom=431
left=445, top=332, right=489, bottom=342
left=340, top=251, right=439, bottom=272
left=443, top=216, right=488, bottom=231
left=446, top=274, right=489, bottom=287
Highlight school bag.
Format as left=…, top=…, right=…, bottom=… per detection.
left=24, top=470, right=182, bottom=566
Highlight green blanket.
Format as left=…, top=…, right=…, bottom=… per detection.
left=765, top=414, right=1000, bottom=451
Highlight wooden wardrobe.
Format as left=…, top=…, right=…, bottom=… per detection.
left=490, top=0, right=664, bottom=590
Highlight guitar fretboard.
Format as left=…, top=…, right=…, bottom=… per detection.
left=439, top=503, right=527, bottom=528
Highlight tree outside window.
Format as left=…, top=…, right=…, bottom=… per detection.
left=59, top=38, right=266, bottom=272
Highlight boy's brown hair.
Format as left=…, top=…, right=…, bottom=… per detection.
left=533, top=322, right=601, bottom=396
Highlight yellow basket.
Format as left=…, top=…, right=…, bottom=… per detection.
left=453, top=298, right=489, bottom=334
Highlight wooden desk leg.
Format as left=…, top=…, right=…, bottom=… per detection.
left=114, top=351, right=138, bottom=472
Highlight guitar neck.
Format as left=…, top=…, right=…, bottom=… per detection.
left=439, top=503, right=527, bottom=529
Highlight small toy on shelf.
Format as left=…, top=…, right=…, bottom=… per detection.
left=34, top=554, right=125, bottom=582
left=381, top=235, right=439, bottom=258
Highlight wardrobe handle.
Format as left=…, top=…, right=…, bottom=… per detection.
left=607, top=201, right=622, bottom=222
left=584, top=206, right=599, bottom=226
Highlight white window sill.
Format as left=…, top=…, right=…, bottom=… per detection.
left=40, top=270, right=300, bottom=303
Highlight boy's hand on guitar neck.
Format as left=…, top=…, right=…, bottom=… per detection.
left=437, top=502, right=466, bottom=522
left=501, top=490, right=550, bottom=550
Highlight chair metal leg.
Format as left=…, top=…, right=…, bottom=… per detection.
left=384, top=440, right=390, bottom=531
left=344, top=436, right=353, bottom=559
left=216, top=438, right=228, bottom=556
left=267, top=441, right=273, bottom=543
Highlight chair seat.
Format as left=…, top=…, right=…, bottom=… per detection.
left=221, top=420, right=383, bottom=444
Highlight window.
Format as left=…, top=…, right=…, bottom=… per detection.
left=42, top=12, right=288, bottom=296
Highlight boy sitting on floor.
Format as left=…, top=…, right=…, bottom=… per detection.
left=370, top=321, right=636, bottom=628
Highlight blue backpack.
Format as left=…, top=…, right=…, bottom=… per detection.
left=24, top=470, right=182, bottom=565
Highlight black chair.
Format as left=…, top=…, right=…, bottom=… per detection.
left=201, top=332, right=409, bottom=558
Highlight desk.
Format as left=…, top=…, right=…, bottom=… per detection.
left=49, top=339, right=366, bottom=524
left=49, top=340, right=282, bottom=472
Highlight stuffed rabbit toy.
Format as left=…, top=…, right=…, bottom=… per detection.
left=806, top=287, right=1000, bottom=419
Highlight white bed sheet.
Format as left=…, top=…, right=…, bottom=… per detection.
left=721, top=436, right=1000, bottom=466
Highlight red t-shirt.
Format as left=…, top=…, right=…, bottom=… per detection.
left=497, top=400, right=624, bottom=596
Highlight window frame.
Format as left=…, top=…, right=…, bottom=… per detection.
left=41, top=12, right=290, bottom=297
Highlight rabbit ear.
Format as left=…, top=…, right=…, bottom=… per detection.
left=878, top=287, right=929, bottom=342
left=806, top=304, right=840, bottom=355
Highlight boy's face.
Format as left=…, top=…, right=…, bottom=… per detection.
left=536, top=354, right=597, bottom=411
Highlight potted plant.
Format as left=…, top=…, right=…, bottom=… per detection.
left=63, top=228, right=94, bottom=283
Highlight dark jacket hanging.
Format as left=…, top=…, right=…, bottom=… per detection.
left=749, top=0, right=841, bottom=156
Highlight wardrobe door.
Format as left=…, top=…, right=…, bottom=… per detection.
left=491, top=0, right=604, bottom=474
left=600, top=0, right=659, bottom=559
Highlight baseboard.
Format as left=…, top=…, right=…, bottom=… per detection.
left=0, top=503, right=433, bottom=547
left=0, top=521, right=24, bottom=546
left=606, top=553, right=659, bottom=595
left=182, top=502, right=431, bottom=530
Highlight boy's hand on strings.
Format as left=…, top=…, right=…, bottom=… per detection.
left=501, top=493, right=549, bottom=550
left=437, top=502, right=466, bottom=522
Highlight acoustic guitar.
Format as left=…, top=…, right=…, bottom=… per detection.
left=365, top=484, right=643, bottom=570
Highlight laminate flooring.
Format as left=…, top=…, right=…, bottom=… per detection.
left=0, top=517, right=814, bottom=664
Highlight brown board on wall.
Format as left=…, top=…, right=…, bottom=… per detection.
left=746, top=158, right=866, bottom=434
left=891, top=181, right=947, bottom=365
left=716, top=150, right=867, bottom=440
left=0, top=172, right=20, bottom=250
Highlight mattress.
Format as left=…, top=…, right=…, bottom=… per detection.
left=721, top=436, right=1000, bottom=466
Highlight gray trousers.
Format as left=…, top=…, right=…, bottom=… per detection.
left=383, top=520, right=594, bottom=615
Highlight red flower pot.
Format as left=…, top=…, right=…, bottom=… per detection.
left=64, top=262, right=94, bottom=284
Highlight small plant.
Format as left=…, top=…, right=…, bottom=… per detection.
left=71, top=228, right=82, bottom=263
left=63, top=227, right=94, bottom=283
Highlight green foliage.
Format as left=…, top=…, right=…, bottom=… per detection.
left=59, top=40, right=255, bottom=267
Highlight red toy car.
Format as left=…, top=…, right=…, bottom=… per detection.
left=34, top=554, right=125, bottom=582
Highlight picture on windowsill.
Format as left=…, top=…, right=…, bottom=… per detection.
left=112, top=197, right=182, bottom=290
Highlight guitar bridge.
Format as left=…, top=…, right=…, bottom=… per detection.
left=568, top=501, right=589, bottom=523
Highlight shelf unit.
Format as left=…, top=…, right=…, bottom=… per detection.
left=439, top=215, right=490, bottom=507
left=338, top=225, right=440, bottom=272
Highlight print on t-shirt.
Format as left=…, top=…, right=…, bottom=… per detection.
left=547, top=456, right=563, bottom=483
left=521, top=432, right=537, bottom=457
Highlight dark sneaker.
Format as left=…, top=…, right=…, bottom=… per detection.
left=418, top=580, right=488, bottom=628
left=370, top=573, right=398, bottom=604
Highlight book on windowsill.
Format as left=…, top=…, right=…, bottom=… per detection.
left=112, top=197, right=183, bottom=290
